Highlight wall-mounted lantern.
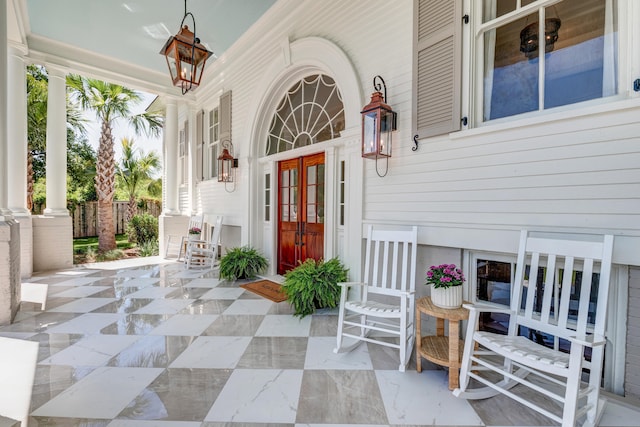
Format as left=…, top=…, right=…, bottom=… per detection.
left=361, top=75, right=397, bottom=177
left=218, top=140, right=238, bottom=192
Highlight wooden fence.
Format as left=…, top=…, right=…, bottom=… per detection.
left=34, top=200, right=161, bottom=238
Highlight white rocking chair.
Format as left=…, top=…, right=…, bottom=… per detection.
left=185, top=216, right=223, bottom=269
left=334, top=225, right=418, bottom=371
left=454, top=230, right=614, bottom=427
left=164, top=214, right=204, bottom=260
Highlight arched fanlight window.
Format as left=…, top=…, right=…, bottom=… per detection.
left=266, top=74, right=345, bottom=155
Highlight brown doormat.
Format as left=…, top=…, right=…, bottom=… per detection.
left=240, top=280, right=287, bottom=303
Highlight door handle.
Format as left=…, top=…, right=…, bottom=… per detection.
left=299, top=222, right=305, bottom=246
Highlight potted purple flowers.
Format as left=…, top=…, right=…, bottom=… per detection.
left=426, top=263, right=465, bottom=309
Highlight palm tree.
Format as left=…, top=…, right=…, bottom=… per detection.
left=118, top=137, right=160, bottom=222
left=67, top=75, right=163, bottom=252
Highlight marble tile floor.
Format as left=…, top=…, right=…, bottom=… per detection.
left=2, top=256, right=639, bottom=427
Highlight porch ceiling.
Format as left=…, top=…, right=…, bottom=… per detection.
left=10, top=0, right=276, bottom=92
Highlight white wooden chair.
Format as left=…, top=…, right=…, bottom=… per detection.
left=453, top=230, right=614, bottom=427
left=20, top=283, right=49, bottom=310
left=334, top=225, right=418, bottom=371
left=185, top=216, right=223, bottom=269
left=164, top=214, right=204, bottom=260
left=0, top=337, right=39, bottom=427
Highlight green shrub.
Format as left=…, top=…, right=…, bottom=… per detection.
left=139, top=240, right=159, bottom=257
left=219, top=246, right=268, bottom=281
left=98, top=249, right=125, bottom=262
left=126, top=214, right=158, bottom=245
left=282, top=257, right=348, bottom=318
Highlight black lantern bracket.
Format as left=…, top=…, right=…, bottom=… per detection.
left=373, top=76, right=398, bottom=131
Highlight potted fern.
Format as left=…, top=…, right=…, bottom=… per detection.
left=282, top=257, right=348, bottom=318
left=219, top=246, right=268, bottom=281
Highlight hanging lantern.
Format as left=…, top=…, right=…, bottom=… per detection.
left=160, top=0, right=214, bottom=94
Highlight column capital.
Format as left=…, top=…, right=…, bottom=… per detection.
left=44, top=63, right=69, bottom=78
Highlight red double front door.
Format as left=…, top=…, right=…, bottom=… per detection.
left=277, top=152, right=325, bottom=274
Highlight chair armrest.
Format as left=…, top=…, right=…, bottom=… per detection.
left=337, top=281, right=366, bottom=288
left=568, top=333, right=606, bottom=347
left=463, top=302, right=514, bottom=315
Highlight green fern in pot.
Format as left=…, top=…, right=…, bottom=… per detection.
left=283, top=257, right=348, bottom=318
left=219, top=246, right=268, bottom=281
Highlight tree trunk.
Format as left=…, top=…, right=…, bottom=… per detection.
left=27, top=152, right=33, bottom=212
left=127, top=195, right=137, bottom=223
left=96, top=120, right=116, bottom=252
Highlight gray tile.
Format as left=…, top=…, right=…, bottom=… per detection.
left=100, top=314, right=171, bottom=335
left=295, top=370, right=388, bottom=425
left=117, top=368, right=232, bottom=421
left=31, top=365, right=97, bottom=411
left=107, top=335, right=196, bottom=368
left=180, top=299, right=234, bottom=315
left=267, top=302, right=296, bottom=315
left=0, top=312, right=80, bottom=333
left=202, top=315, right=264, bottom=336
left=309, top=314, right=338, bottom=336
left=29, top=417, right=111, bottom=426
left=236, top=337, right=308, bottom=369
left=91, top=299, right=155, bottom=314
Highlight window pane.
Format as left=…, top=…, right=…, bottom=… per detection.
left=482, top=0, right=617, bottom=121
left=544, top=0, right=615, bottom=109
left=476, top=259, right=512, bottom=334
left=484, top=15, right=539, bottom=121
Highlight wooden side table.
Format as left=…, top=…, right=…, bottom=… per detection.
left=415, top=296, right=469, bottom=390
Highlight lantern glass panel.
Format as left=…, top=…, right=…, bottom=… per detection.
left=362, top=112, right=378, bottom=156
left=379, top=110, right=394, bottom=157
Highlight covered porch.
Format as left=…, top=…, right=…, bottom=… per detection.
left=1, top=257, right=638, bottom=426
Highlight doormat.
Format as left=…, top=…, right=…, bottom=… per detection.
left=240, top=280, right=287, bottom=303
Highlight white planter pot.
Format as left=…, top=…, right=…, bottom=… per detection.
left=431, top=285, right=463, bottom=309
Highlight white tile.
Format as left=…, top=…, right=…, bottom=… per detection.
left=205, top=369, right=303, bottom=423
left=108, top=421, right=201, bottom=427
left=46, top=313, right=123, bottom=334
left=223, top=299, right=273, bottom=315
left=126, top=287, right=176, bottom=299
left=376, top=370, right=483, bottom=425
left=107, top=420, right=200, bottom=427
left=50, top=277, right=103, bottom=287
left=40, top=335, right=140, bottom=367
left=148, top=314, right=218, bottom=336
left=133, top=299, right=194, bottom=315
left=183, top=278, right=221, bottom=288
left=115, top=269, right=158, bottom=278
left=256, top=314, right=312, bottom=337
left=200, top=287, right=245, bottom=300
left=304, top=336, right=373, bottom=370
left=600, top=399, right=640, bottom=426
left=32, top=367, right=163, bottom=418
left=49, top=298, right=116, bottom=313
left=52, top=286, right=111, bottom=298
left=169, top=336, right=252, bottom=369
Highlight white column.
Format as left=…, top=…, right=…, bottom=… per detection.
left=43, top=65, right=68, bottom=216
left=0, top=4, right=10, bottom=220
left=187, top=106, right=197, bottom=213
left=164, top=99, right=180, bottom=215
left=7, top=46, right=28, bottom=215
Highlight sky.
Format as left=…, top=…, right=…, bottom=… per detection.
left=82, top=91, right=163, bottom=164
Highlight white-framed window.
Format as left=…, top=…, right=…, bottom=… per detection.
left=264, top=173, right=271, bottom=222
left=475, top=0, right=619, bottom=123
left=207, top=107, right=219, bottom=180
left=413, top=0, right=621, bottom=136
left=179, top=121, right=188, bottom=185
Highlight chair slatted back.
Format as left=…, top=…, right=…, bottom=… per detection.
left=511, top=230, right=614, bottom=345
left=363, top=225, right=418, bottom=294
left=188, top=214, right=204, bottom=236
